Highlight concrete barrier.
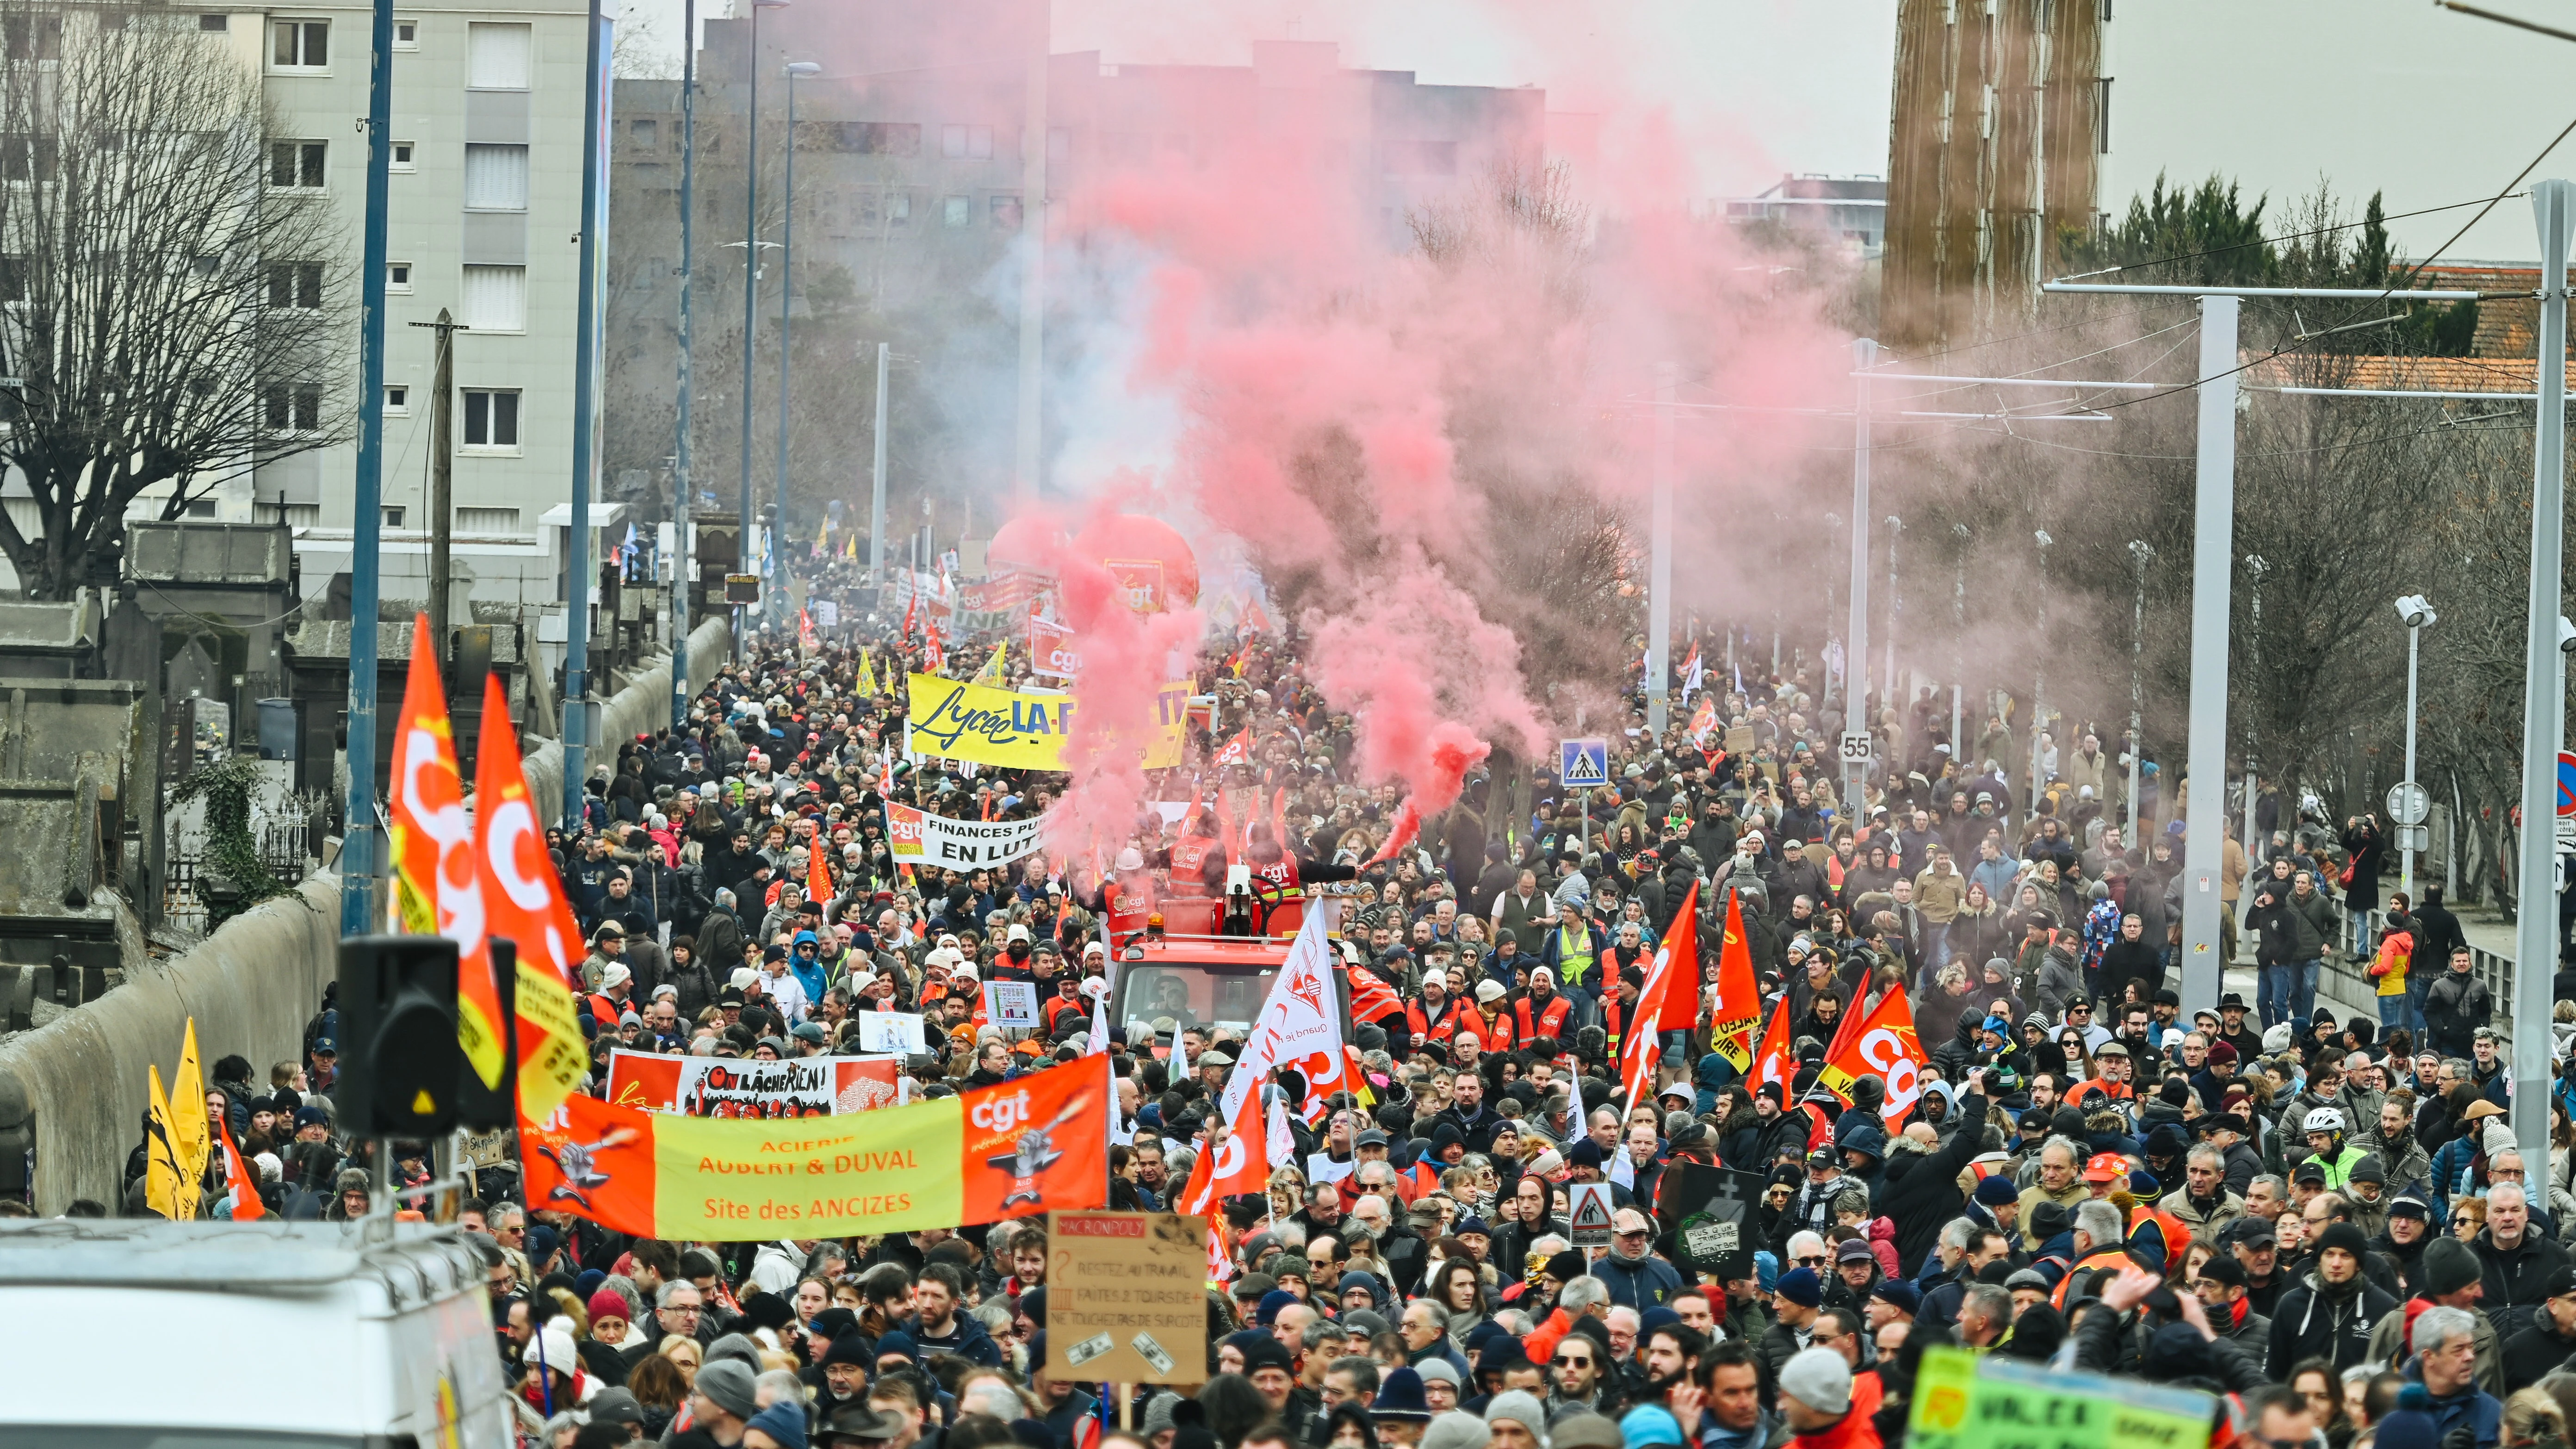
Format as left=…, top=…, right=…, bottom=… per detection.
left=0, top=872, right=341, bottom=1214
left=521, top=614, right=731, bottom=814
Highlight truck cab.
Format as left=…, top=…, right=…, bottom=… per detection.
left=0, top=1218, right=514, bottom=1446
left=1108, top=885, right=1357, bottom=1054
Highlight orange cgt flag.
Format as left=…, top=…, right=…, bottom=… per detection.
left=1709, top=889, right=1762, bottom=1071
left=387, top=614, right=511, bottom=1089
left=1620, top=880, right=1698, bottom=1110
left=471, top=674, right=593, bottom=1118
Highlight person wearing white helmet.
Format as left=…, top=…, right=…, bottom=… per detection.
left=2300, top=1106, right=2368, bottom=1191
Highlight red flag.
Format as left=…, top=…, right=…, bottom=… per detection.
left=924, top=619, right=946, bottom=674
left=219, top=1116, right=263, bottom=1221
left=806, top=831, right=833, bottom=904
left=1621, top=881, right=1699, bottom=1109
left=1211, top=728, right=1253, bottom=772
left=1752, top=997, right=1794, bottom=1104
left=1709, top=890, right=1761, bottom=1071
left=902, top=587, right=918, bottom=641
left=1818, top=986, right=1928, bottom=1127
left=1822, top=973, right=1870, bottom=1065
left=471, top=675, right=593, bottom=1118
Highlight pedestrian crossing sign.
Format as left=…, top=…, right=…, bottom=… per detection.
left=1561, top=737, right=1610, bottom=790
left=1568, top=1181, right=1615, bottom=1246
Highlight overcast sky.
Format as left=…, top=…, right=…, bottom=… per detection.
left=618, top=0, right=1904, bottom=202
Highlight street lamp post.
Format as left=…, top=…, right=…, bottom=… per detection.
left=1885, top=514, right=1901, bottom=713
left=2031, top=529, right=2052, bottom=819
left=2396, top=594, right=2438, bottom=901
left=2245, top=553, right=2269, bottom=859
left=2129, top=541, right=2155, bottom=848
left=737, top=0, right=789, bottom=658
left=671, top=0, right=698, bottom=727
left=776, top=59, right=820, bottom=614
left=1952, top=523, right=1969, bottom=779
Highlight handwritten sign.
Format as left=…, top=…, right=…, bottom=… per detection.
left=1908, top=1346, right=2212, bottom=1449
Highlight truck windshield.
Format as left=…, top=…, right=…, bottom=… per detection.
left=1121, top=963, right=1279, bottom=1037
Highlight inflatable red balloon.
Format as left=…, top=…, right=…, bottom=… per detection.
left=986, top=513, right=1068, bottom=575
left=1071, top=514, right=1199, bottom=613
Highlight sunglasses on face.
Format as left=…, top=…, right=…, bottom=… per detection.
left=1794, top=1254, right=1827, bottom=1266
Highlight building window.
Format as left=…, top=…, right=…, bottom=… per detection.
left=393, top=18, right=418, bottom=48
left=467, top=22, right=531, bottom=89
left=462, top=389, right=520, bottom=451
left=385, top=384, right=409, bottom=415
left=941, top=195, right=969, bottom=228
left=632, top=118, right=659, bottom=149
left=198, top=14, right=227, bottom=32
left=269, top=139, right=325, bottom=189
left=381, top=506, right=407, bottom=529
left=2096, top=78, right=2112, bottom=153
left=886, top=191, right=911, bottom=227
left=390, top=140, right=415, bottom=171
left=266, top=261, right=322, bottom=308
left=270, top=18, right=327, bottom=69
left=387, top=261, right=411, bottom=291
left=462, top=144, right=528, bottom=211
left=263, top=383, right=322, bottom=433
left=0, top=256, right=25, bottom=303
left=4, top=16, right=62, bottom=59
left=832, top=122, right=920, bottom=156
left=461, top=265, right=526, bottom=332
left=183, top=498, right=217, bottom=519
left=1381, top=139, right=1458, bottom=176
left=991, top=195, right=1021, bottom=229
left=458, top=506, right=520, bottom=533
left=0, top=136, right=56, bottom=185
left=941, top=124, right=993, bottom=160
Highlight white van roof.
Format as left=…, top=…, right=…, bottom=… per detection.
left=0, top=1219, right=491, bottom=1308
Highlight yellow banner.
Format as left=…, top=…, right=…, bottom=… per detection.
left=904, top=672, right=1189, bottom=771
left=650, top=1099, right=967, bottom=1240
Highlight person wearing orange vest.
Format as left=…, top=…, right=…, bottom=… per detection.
left=2051, top=1195, right=2149, bottom=1311
left=1514, top=968, right=1575, bottom=1045
left=1407, top=970, right=1467, bottom=1052
left=1457, top=981, right=1518, bottom=1054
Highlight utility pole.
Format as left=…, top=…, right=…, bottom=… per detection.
left=341, top=0, right=396, bottom=936
left=2031, top=530, right=2051, bottom=822
left=407, top=310, right=467, bottom=663
left=739, top=0, right=788, bottom=658
left=1952, top=523, right=1968, bottom=777
left=776, top=60, right=818, bottom=613
left=2515, top=179, right=2572, bottom=1180
left=1646, top=362, right=1676, bottom=734
left=870, top=341, right=889, bottom=583
left=2181, top=297, right=2243, bottom=1015
left=562, top=0, right=605, bottom=829
left=671, top=0, right=697, bottom=730
left=2244, top=553, right=2268, bottom=862
left=1884, top=514, right=1901, bottom=710
left=1845, top=340, right=1874, bottom=808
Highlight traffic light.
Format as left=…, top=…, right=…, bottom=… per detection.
left=336, top=935, right=461, bottom=1136
left=455, top=937, right=519, bottom=1132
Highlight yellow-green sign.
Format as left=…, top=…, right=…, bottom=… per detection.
left=1908, top=1346, right=2213, bottom=1449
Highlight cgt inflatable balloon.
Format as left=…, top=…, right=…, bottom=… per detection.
left=1070, top=513, right=1198, bottom=613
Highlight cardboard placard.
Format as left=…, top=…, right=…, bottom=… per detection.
left=1043, top=1210, right=1211, bottom=1384
left=857, top=1011, right=930, bottom=1054
left=985, top=981, right=1041, bottom=1031
left=1657, top=1163, right=1769, bottom=1281
left=1907, top=1345, right=2212, bottom=1449
left=1567, top=1182, right=1615, bottom=1248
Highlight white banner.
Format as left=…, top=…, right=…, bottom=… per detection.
left=886, top=801, right=1046, bottom=867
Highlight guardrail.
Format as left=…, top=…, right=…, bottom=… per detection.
left=2309, top=905, right=2518, bottom=1046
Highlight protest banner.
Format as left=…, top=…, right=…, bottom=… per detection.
left=905, top=673, right=1189, bottom=771
left=886, top=801, right=1047, bottom=868
left=1043, top=1211, right=1210, bottom=1384
left=520, top=1056, right=1111, bottom=1241
left=603, top=1050, right=903, bottom=1117
left=1657, top=1163, right=1768, bottom=1281
left=1908, top=1345, right=2212, bottom=1449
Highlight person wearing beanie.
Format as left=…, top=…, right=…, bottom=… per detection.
left=2369, top=1384, right=2446, bottom=1449
left=2366, top=1236, right=2501, bottom=1396
left=2267, top=1218, right=2399, bottom=1378
left=690, top=1357, right=762, bottom=1439
left=2189, top=1255, right=2271, bottom=1349
left=2501, top=1265, right=2576, bottom=1393
left=1777, top=1346, right=1864, bottom=1449
left=813, top=1332, right=873, bottom=1414
left=1422, top=1410, right=1494, bottom=1449
left=1482, top=1389, right=1548, bottom=1449
left=1617, top=1403, right=1687, bottom=1448
left=743, top=1397, right=810, bottom=1449
left=1375, top=1367, right=1434, bottom=1425
left=1757, top=1268, right=1825, bottom=1395
left=2372, top=1190, right=2437, bottom=1291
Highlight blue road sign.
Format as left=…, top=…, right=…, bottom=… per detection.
left=1560, top=737, right=1610, bottom=789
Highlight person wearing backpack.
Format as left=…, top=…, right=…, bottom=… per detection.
left=2372, top=893, right=2419, bottom=1037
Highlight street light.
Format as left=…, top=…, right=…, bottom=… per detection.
left=2130, top=541, right=2155, bottom=848
left=737, top=0, right=790, bottom=656
left=776, top=58, right=821, bottom=613
left=2393, top=594, right=2438, bottom=902
left=1952, top=522, right=1969, bottom=773
left=2031, top=529, right=2052, bottom=819
left=1885, top=514, right=1902, bottom=712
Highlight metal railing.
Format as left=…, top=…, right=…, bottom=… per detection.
left=2308, top=904, right=2518, bottom=1044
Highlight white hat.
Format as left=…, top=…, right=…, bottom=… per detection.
left=925, top=947, right=964, bottom=972
left=1083, top=941, right=1106, bottom=958
left=601, top=963, right=632, bottom=990
left=730, top=967, right=760, bottom=991
left=529, top=1325, right=582, bottom=1382
left=850, top=972, right=877, bottom=993
left=1008, top=923, right=1032, bottom=943
left=1475, top=980, right=1508, bottom=1004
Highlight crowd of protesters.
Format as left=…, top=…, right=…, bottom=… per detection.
left=73, top=558, right=2576, bottom=1449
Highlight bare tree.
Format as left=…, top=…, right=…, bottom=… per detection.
left=0, top=3, right=347, bottom=599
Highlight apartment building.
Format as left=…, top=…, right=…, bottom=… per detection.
left=235, top=1, right=604, bottom=612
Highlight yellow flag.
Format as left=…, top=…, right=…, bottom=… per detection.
left=169, top=1018, right=210, bottom=1187
left=855, top=650, right=878, bottom=697
left=145, top=1065, right=191, bottom=1220
left=972, top=641, right=1009, bottom=686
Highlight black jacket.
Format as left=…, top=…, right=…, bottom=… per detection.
left=2476, top=1228, right=2572, bottom=1339
left=2267, top=1274, right=2400, bottom=1378
left=2423, top=970, right=2495, bottom=1059
left=2502, top=1316, right=2576, bottom=1394
left=1877, top=1090, right=1989, bottom=1272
